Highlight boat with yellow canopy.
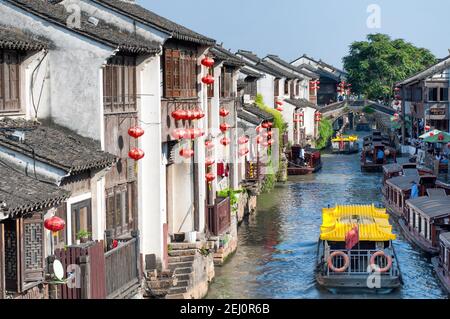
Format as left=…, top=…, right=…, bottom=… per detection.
left=331, top=135, right=359, bottom=154
left=315, top=204, right=402, bottom=293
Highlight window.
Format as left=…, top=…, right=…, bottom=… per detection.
left=164, top=48, right=197, bottom=98
left=103, top=54, right=137, bottom=113
left=440, top=87, right=448, bottom=102
left=405, top=88, right=412, bottom=101
left=244, top=79, right=257, bottom=97
left=428, top=87, right=438, bottom=102
left=413, top=88, right=422, bottom=102
left=106, top=183, right=136, bottom=237
left=274, top=79, right=279, bottom=97
left=0, top=50, right=21, bottom=112
left=71, top=199, right=92, bottom=243
left=2, top=213, right=45, bottom=294
left=295, top=82, right=300, bottom=96
left=220, top=66, right=233, bottom=98
left=284, top=80, right=289, bottom=95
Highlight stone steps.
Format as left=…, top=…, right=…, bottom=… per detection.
left=168, top=255, right=195, bottom=263
left=170, top=242, right=202, bottom=250
left=174, top=273, right=192, bottom=282
left=173, top=267, right=193, bottom=275
left=168, top=261, right=193, bottom=271
left=168, top=249, right=197, bottom=257
left=165, top=293, right=186, bottom=299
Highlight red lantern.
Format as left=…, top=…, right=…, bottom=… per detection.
left=205, top=157, right=215, bottom=166
left=267, top=122, right=273, bottom=128
left=128, top=126, right=144, bottom=139
left=261, top=122, right=270, bottom=129
left=171, top=109, right=187, bottom=121
left=268, top=140, right=274, bottom=146
left=439, top=134, right=445, bottom=141
left=239, top=148, right=249, bottom=156
left=220, top=137, right=230, bottom=146
left=256, top=125, right=263, bottom=133
left=394, top=101, right=400, bottom=106
left=197, top=109, right=205, bottom=119
left=202, top=75, right=214, bottom=85
left=315, top=112, right=322, bottom=122
left=261, top=141, right=269, bottom=147
left=276, top=106, right=283, bottom=112
left=179, top=148, right=194, bottom=158
left=394, top=87, right=400, bottom=92
left=395, top=95, right=401, bottom=100
left=112, top=239, right=119, bottom=249
left=185, top=128, right=204, bottom=139
left=172, top=128, right=187, bottom=140
left=201, top=57, right=215, bottom=68
left=394, top=113, right=399, bottom=118
left=219, top=108, right=230, bottom=117
left=238, top=136, right=249, bottom=145
left=129, top=148, right=145, bottom=161
left=276, top=101, right=283, bottom=106
left=206, top=173, right=216, bottom=183
left=220, top=123, right=231, bottom=132
left=430, top=132, right=435, bottom=137
left=44, top=216, right=65, bottom=233
left=425, top=125, right=431, bottom=132
left=263, top=131, right=273, bottom=138
left=205, top=140, right=214, bottom=149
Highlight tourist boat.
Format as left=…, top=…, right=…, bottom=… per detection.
left=431, top=232, right=450, bottom=294
left=382, top=170, right=437, bottom=220
left=361, top=132, right=397, bottom=172
left=399, top=190, right=450, bottom=255
left=356, top=121, right=371, bottom=132
left=331, top=135, right=359, bottom=154
left=316, top=205, right=402, bottom=293
left=287, top=146, right=322, bottom=175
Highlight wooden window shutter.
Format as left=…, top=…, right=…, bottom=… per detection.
left=164, top=49, right=174, bottom=97
left=1, top=50, right=20, bottom=112
left=106, top=190, right=115, bottom=231
left=0, top=223, right=4, bottom=299
left=191, top=54, right=197, bottom=97
left=172, top=50, right=181, bottom=97
left=21, top=214, right=45, bottom=287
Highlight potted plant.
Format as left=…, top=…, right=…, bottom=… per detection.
left=76, top=230, right=91, bottom=244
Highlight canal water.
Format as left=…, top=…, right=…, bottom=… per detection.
left=207, top=135, right=448, bottom=299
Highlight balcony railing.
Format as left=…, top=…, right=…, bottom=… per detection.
left=207, top=196, right=231, bottom=236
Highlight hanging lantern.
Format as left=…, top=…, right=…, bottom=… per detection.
left=128, top=126, right=144, bottom=139
left=261, top=122, right=270, bottom=129
left=239, top=148, right=250, bottom=156
left=238, top=136, right=249, bottom=145
left=205, top=172, right=216, bottom=183
left=172, top=128, right=187, bottom=140
left=205, top=140, right=214, bottom=149
left=430, top=132, right=435, bottom=137
left=191, top=109, right=200, bottom=120
left=179, top=148, right=194, bottom=158
left=197, top=109, right=205, bottom=119
left=205, top=157, right=215, bottom=166
left=263, top=131, right=273, bottom=138
left=276, top=106, right=283, bottom=112
left=186, top=128, right=204, bottom=139
left=44, top=216, right=65, bottom=233
left=128, top=148, right=145, bottom=161
left=394, top=113, right=399, bottom=118
left=256, top=135, right=264, bottom=144
left=220, top=123, right=231, bottom=132
left=219, top=108, right=230, bottom=117
left=202, top=74, right=214, bottom=85
left=425, top=125, right=431, bottom=132
left=439, top=134, right=445, bottom=141
left=394, top=87, right=401, bottom=92
left=220, top=137, right=230, bottom=146
left=395, top=95, right=402, bottom=100
left=268, top=139, right=274, bottom=146
left=201, top=57, right=215, bottom=68
left=171, top=109, right=187, bottom=121
left=315, top=112, right=322, bottom=122
left=261, top=141, right=269, bottom=147
left=276, top=101, right=283, bottom=106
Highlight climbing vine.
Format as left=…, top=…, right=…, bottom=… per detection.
left=316, top=118, right=333, bottom=150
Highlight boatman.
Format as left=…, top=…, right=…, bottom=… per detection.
left=376, top=148, right=385, bottom=164
left=410, top=181, right=419, bottom=199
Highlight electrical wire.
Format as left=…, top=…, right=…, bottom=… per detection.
left=31, top=50, right=49, bottom=119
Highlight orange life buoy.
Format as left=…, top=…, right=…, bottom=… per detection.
left=370, top=251, right=392, bottom=273
left=327, top=251, right=350, bottom=273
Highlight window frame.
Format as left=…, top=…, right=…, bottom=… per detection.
left=0, top=49, right=21, bottom=113
left=163, top=48, right=198, bottom=98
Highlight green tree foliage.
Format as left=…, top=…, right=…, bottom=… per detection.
left=316, top=118, right=333, bottom=150
left=343, top=34, right=437, bottom=101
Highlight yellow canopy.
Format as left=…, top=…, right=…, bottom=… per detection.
left=320, top=204, right=396, bottom=242
left=331, top=135, right=358, bottom=143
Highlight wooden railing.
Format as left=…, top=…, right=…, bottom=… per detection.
left=104, top=235, right=140, bottom=299
left=207, top=196, right=231, bottom=236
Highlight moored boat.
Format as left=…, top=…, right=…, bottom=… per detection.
left=331, top=135, right=359, bottom=154
left=361, top=132, right=397, bottom=172
left=401, top=191, right=450, bottom=255
left=431, top=232, right=450, bottom=294
left=287, top=146, right=322, bottom=175
left=316, top=204, right=402, bottom=293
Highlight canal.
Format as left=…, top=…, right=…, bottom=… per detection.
left=207, top=136, right=448, bottom=299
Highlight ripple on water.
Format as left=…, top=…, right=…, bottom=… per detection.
left=206, top=145, right=448, bottom=299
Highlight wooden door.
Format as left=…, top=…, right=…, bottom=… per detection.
left=71, top=199, right=92, bottom=243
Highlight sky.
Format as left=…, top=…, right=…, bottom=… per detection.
left=139, top=0, right=450, bottom=69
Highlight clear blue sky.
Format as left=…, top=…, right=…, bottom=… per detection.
left=139, top=0, right=450, bottom=68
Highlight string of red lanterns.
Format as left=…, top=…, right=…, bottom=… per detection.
left=128, top=125, right=145, bottom=161
left=171, top=108, right=205, bottom=121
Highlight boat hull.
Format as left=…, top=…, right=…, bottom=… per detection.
left=316, top=272, right=401, bottom=293
left=398, top=218, right=440, bottom=255
left=288, top=163, right=322, bottom=176
left=431, top=257, right=450, bottom=294
left=361, top=162, right=384, bottom=172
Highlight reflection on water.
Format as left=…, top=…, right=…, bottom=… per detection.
left=207, top=136, right=448, bottom=299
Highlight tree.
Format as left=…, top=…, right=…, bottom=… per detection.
left=342, top=34, right=437, bottom=101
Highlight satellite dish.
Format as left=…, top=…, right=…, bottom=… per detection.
left=52, top=259, right=64, bottom=281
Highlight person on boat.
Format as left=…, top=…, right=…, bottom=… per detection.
left=411, top=181, right=419, bottom=199
left=376, top=148, right=385, bottom=164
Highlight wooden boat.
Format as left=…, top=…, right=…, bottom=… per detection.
left=382, top=171, right=437, bottom=220
left=431, top=233, right=450, bottom=294
left=400, top=190, right=450, bottom=255
left=356, top=122, right=371, bottom=132
left=316, top=205, right=402, bottom=293
left=361, top=132, right=397, bottom=172
left=287, top=146, right=322, bottom=175
left=331, top=135, right=359, bottom=154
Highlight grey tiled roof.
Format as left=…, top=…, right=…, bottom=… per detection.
left=237, top=109, right=261, bottom=126
left=0, top=25, right=49, bottom=50
left=266, top=55, right=318, bottom=79
left=210, top=45, right=244, bottom=67
left=0, top=118, right=117, bottom=174
left=242, top=104, right=274, bottom=121
left=92, top=0, right=215, bottom=46
left=6, top=0, right=161, bottom=54
left=240, top=66, right=263, bottom=78
left=0, top=164, right=69, bottom=218
left=237, top=50, right=299, bottom=79
left=285, top=98, right=318, bottom=110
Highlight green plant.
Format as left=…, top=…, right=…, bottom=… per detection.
left=363, top=106, right=375, bottom=114
left=217, top=188, right=244, bottom=212
left=198, top=246, right=211, bottom=257
left=167, top=244, right=173, bottom=252
left=76, top=230, right=91, bottom=240
left=316, top=117, right=333, bottom=150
